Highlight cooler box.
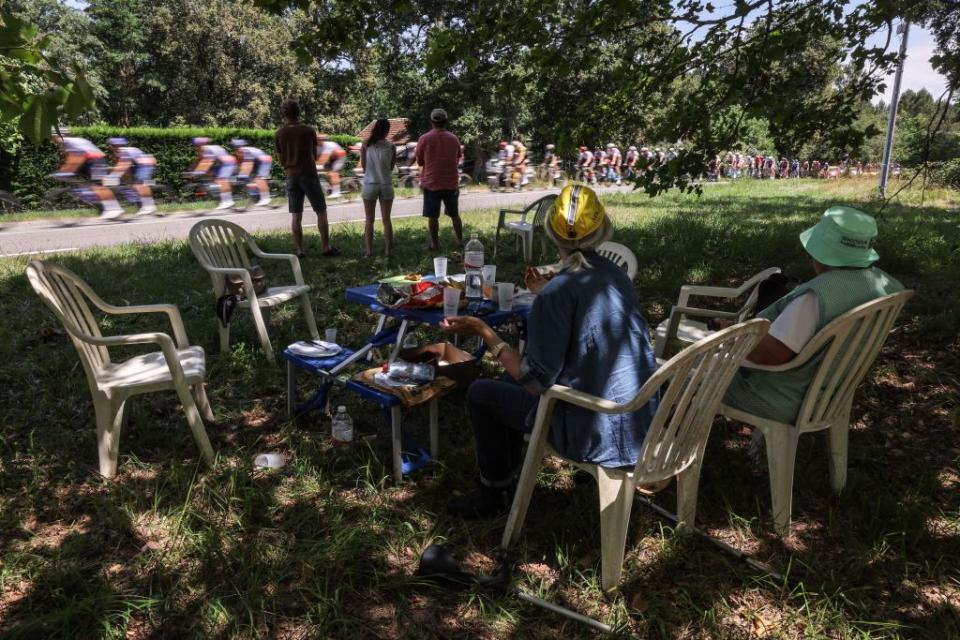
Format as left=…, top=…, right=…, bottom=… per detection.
left=400, top=342, right=479, bottom=388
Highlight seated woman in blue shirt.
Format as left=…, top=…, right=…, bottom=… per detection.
left=441, top=185, right=659, bottom=518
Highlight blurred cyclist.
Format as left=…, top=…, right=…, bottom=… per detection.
left=576, top=145, right=595, bottom=183
left=512, top=139, right=528, bottom=189
left=623, top=145, right=638, bottom=179
left=106, top=137, right=157, bottom=216
left=594, top=146, right=608, bottom=183
left=606, top=143, right=622, bottom=185
left=188, top=137, right=237, bottom=210
left=50, top=133, right=123, bottom=219
left=543, top=143, right=561, bottom=185
left=317, top=134, right=347, bottom=198
left=231, top=139, right=273, bottom=206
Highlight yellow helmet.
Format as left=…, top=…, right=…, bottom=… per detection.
left=548, top=184, right=606, bottom=241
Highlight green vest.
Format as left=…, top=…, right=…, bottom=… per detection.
left=723, top=267, right=904, bottom=424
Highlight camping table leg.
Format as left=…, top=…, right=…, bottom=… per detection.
left=389, top=319, right=410, bottom=363
left=368, top=315, right=387, bottom=361
left=286, top=359, right=297, bottom=419
left=429, top=398, right=438, bottom=458
left=391, top=405, right=403, bottom=483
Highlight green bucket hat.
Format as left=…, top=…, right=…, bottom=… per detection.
left=799, top=206, right=880, bottom=268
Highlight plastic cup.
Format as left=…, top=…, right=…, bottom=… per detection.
left=443, top=286, right=461, bottom=317
left=254, top=452, right=286, bottom=469
left=497, top=283, right=514, bottom=311
left=325, top=328, right=337, bottom=343
left=434, top=257, right=448, bottom=279
left=481, top=265, right=497, bottom=299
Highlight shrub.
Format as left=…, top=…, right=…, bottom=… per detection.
left=927, top=159, right=960, bottom=190
left=4, top=126, right=359, bottom=208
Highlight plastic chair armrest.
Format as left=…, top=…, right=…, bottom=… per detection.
left=95, top=302, right=190, bottom=348
left=544, top=384, right=658, bottom=415
left=249, top=248, right=306, bottom=285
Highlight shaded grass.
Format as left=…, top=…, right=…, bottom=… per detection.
left=0, top=178, right=958, bottom=638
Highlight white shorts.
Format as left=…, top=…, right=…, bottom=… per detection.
left=362, top=182, right=395, bottom=201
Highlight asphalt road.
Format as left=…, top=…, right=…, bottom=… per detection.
left=0, top=187, right=563, bottom=257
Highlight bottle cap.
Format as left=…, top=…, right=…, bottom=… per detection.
left=337, top=405, right=347, bottom=413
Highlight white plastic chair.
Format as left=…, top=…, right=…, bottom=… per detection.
left=655, top=267, right=781, bottom=359
left=720, top=290, right=913, bottom=535
left=25, top=260, right=216, bottom=478
left=189, top=219, right=319, bottom=365
left=596, top=241, right=638, bottom=281
left=502, top=318, right=770, bottom=592
left=493, top=194, right=558, bottom=262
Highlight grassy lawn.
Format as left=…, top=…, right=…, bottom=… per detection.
left=0, top=178, right=957, bottom=638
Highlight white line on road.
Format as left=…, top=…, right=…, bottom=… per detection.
left=0, top=247, right=80, bottom=258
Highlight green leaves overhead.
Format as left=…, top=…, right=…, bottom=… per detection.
left=0, top=9, right=96, bottom=144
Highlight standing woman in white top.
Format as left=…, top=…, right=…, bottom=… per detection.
left=360, top=119, right=396, bottom=257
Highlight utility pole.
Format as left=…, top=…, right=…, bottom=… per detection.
left=879, top=20, right=910, bottom=198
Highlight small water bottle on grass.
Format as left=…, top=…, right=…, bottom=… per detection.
left=332, top=405, right=354, bottom=446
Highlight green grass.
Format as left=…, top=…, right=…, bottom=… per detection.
left=0, top=178, right=958, bottom=638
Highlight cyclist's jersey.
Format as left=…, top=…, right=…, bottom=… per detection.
left=608, top=148, right=622, bottom=165
left=117, top=146, right=155, bottom=166
left=238, top=146, right=269, bottom=162
left=62, top=137, right=106, bottom=160
left=543, top=152, right=555, bottom=166
left=595, top=150, right=608, bottom=165
left=514, top=144, right=527, bottom=163
left=578, top=151, right=594, bottom=166
left=504, top=144, right=516, bottom=163
left=201, top=145, right=235, bottom=163
left=624, top=150, right=638, bottom=166
left=320, top=141, right=346, bottom=158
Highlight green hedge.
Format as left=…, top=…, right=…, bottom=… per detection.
left=928, top=159, right=960, bottom=190
left=4, top=126, right=359, bottom=209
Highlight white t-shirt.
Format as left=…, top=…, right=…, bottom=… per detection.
left=768, top=292, right=818, bottom=353
left=362, top=140, right=394, bottom=185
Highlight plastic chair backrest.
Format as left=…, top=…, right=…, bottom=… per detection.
left=633, top=318, right=770, bottom=483
left=794, top=290, right=913, bottom=431
left=735, top=267, right=782, bottom=322
left=26, top=260, right=110, bottom=373
left=596, top=241, right=638, bottom=280
left=189, top=219, right=254, bottom=271
left=531, top=194, right=558, bottom=231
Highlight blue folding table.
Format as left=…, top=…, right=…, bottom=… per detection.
left=283, top=282, right=531, bottom=482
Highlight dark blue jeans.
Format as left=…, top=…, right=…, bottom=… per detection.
left=466, top=378, right=538, bottom=487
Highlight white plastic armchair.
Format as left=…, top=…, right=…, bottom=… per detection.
left=655, top=267, right=781, bottom=359
left=502, top=318, right=770, bottom=592
left=720, top=290, right=913, bottom=535
left=493, top=194, right=558, bottom=262
left=25, top=260, right=215, bottom=479
left=189, top=219, right=319, bottom=365
left=596, top=241, right=638, bottom=281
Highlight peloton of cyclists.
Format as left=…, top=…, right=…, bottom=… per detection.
left=50, top=132, right=125, bottom=219
left=231, top=139, right=273, bottom=207
left=188, top=137, right=237, bottom=210
left=106, top=137, right=157, bottom=216
left=317, top=134, right=347, bottom=198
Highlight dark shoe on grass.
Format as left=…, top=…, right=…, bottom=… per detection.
left=322, top=246, right=341, bottom=257
left=447, top=483, right=515, bottom=520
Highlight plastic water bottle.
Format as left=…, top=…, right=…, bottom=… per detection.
left=331, top=406, right=354, bottom=446
left=464, top=233, right=484, bottom=299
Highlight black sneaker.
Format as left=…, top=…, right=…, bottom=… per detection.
left=447, top=483, right=515, bottom=520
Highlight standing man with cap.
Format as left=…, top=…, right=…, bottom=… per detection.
left=723, top=206, right=904, bottom=424
left=274, top=99, right=339, bottom=258
left=416, top=108, right=464, bottom=251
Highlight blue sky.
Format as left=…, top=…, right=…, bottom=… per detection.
left=875, top=25, right=947, bottom=102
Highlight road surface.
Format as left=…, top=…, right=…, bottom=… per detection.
left=0, top=187, right=564, bottom=258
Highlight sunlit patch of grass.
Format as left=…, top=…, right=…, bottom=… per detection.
left=0, top=178, right=958, bottom=637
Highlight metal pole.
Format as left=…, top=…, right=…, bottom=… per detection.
left=879, top=20, right=910, bottom=197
